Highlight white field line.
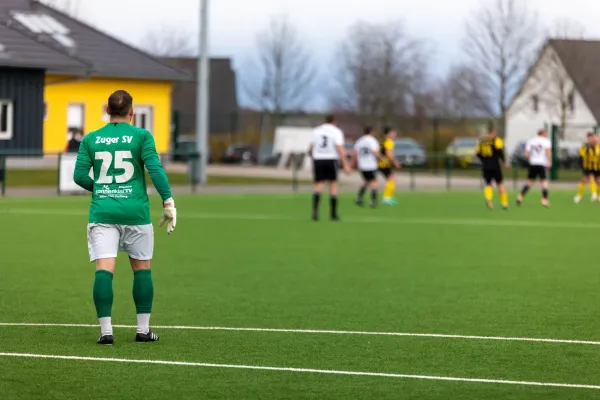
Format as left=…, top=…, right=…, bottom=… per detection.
left=1, top=323, right=600, bottom=346
left=0, top=352, right=598, bottom=390
left=0, top=208, right=598, bottom=229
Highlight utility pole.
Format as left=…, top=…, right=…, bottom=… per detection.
left=193, top=0, right=210, bottom=184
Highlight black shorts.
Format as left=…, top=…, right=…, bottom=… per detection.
left=379, top=167, right=392, bottom=179
left=361, top=170, right=377, bottom=182
left=482, top=168, right=503, bottom=185
left=313, top=159, right=338, bottom=182
left=582, top=169, right=600, bottom=178
left=528, top=165, right=547, bottom=181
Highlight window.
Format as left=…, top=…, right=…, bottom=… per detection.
left=0, top=100, right=13, bottom=140
left=133, top=106, right=153, bottom=132
left=531, top=94, right=539, bottom=113
left=67, top=103, right=84, bottom=141
left=568, top=91, right=575, bottom=112
left=12, top=12, right=75, bottom=48
left=101, top=105, right=110, bottom=122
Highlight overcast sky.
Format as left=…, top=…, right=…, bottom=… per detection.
left=72, top=0, right=600, bottom=108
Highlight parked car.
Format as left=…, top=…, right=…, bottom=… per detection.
left=394, top=138, right=427, bottom=167
left=446, top=137, right=480, bottom=168
left=510, top=141, right=528, bottom=168
left=343, top=141, right=354, bottom=167
left=172, top=140, right=211, bottom=163
left=221, top=144, right=258, bottom=165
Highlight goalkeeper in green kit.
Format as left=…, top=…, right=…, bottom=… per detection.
left=74, top=90, right=177, bottom=345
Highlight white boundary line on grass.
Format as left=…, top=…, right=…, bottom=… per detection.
left=1, top=208, right=600, bottom=229
left=1, top=323, right=600, bottom=346
left=0, top=352, right=599, bottom=390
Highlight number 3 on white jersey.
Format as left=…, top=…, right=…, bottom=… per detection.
left=95, top=151, right=134, bottom=184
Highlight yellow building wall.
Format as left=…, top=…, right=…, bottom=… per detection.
left=43, top=77, right=172, bottom=154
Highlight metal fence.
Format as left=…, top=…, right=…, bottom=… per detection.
left=0, top=151, right=583, bottom=197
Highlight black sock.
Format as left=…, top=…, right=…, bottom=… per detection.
left=521, top=185, right=530, bottom=196
left=357, top=186, right=366, bottom=201
left=330, top=195, right=338, bottom=218
left=312, top=192, right=321, bottom=214
left=371, top=189, right=378, bottom=205
left=542, top=188, right=548, bottom=199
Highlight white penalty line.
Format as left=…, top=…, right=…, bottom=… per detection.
left=1, top=323, right=600, bottom=346
left=0, top=352, right=598, bottom=391
left=0, top=208, right=598, bottom=229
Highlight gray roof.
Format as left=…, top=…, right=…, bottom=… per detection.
left=0, top=21, right=90, bottom=73
left=0, top=0, right=189, bottom=81
left=549, top=39, right=600, bottom=122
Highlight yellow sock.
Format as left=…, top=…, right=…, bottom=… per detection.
left=500, top=192, right=508, bottom=207
left=591, top=180, right=597, bottom=194
left=484, top=186, right=493, bottom=201
left=383, top=181, right=395, bottom=199
left=577, top=182, right=586, bottom=197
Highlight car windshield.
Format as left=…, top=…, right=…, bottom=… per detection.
left=453, top=139, right=477, bottom=148
left=395, top=140, right=420, bottom=150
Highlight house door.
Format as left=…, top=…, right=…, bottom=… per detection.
left=133, top=106, right=152, bottom=132
left=67, top=104, right=84, bottom=140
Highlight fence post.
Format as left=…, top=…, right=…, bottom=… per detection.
left=550, top=124, right=559, bottom=181
left=409, top=164, right=416, bottom=191
left=0, top=155, right=5, bottom=197
left=291, top=153, right=298, bottom=192
left=57, top=153, right=62, bottom=196
left=445, top=155, right=451, bottom=191
left=432, top=119, right=439, bottom=175
left=512, top=164, right=518, bottom=191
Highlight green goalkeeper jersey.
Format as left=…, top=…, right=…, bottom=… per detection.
left=73, top=122, right=172, bottom=225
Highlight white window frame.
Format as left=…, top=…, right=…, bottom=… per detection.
left=67, top=103, right=85, bottom=141
left=101, top=104, right=110, bottom=122
left=132, top=105, right=153, bottom=132
left=0, top=99, right=14, bottom=140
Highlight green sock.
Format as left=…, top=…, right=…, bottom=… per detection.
left=133, top=270, right=154, bottom=314
left=93, top=270, right=114, bottom=318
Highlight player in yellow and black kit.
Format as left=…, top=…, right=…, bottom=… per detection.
left=475, top=128, right=509, bottom=210
left=574, top=132, right=600, bottom=203
left=378, top=127, right=400, bottom=205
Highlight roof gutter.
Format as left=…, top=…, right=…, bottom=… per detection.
left=44, top=71, right=93, bottom=86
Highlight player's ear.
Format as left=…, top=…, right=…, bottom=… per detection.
left=128, top=107, right=134, bottom=120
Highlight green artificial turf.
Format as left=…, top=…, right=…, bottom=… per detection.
left=0, top=191, right=600, bottom=399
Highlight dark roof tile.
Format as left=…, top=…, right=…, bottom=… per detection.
left=549, top=39, right=600, bottom=122
left=0, top=0, right=189, bottom=81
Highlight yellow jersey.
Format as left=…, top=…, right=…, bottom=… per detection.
left=378, top=138, right=394, bottom=169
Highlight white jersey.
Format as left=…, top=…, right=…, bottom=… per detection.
left=311, top=123, right=344, bottom=160
left=354, top=135, right=379, bottom=171
left=525, top=136, right=552, bottom=166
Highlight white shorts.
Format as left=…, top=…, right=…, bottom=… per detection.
left=87, top=223, right=154, bottom=262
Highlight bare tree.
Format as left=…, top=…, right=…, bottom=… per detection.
left=463, top=0, right=540, bottom=132
left=40, top=0, right=81, bottom=17
left=139, top=25, right=196, bottom=57
left=334, top=20, right=432, bottom=126
left=244, top=15, right=315, bottom=119
left=529, top=18, right=589, bottom=138
left=439, top=64, right=495, bottom=118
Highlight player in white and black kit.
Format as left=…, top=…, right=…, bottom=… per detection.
left=516, top=129, right=552, bottom=208
left=352, top=126, right=380, bottom=208
left=308, top=115, right=350, bottom=221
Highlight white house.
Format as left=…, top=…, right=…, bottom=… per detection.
left=506, top=39, right=600, bottom=157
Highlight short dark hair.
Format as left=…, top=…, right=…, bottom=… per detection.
left=539, top=129, right=548, bottom=136
left=107, top=90, right=133, bottom=117
left=383, top=126, right=394, bottom=135
left=587, top=132, right=596, bottom=137
left=325, top=114, right=335, bottom=124
left=363, top=126, right=373, bottom=135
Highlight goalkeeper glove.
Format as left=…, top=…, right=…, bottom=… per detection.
left=159, top=198, right=177, bottom=234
